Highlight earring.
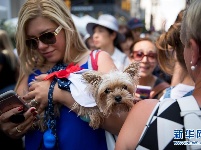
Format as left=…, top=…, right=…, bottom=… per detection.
left=190, top=61, right=196, bottom=70
left=191, top=65, right=196, bottom=70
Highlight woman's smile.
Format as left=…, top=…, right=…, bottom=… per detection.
left=42, top=50, right=55, bottom=58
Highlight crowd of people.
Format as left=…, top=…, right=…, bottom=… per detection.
left=0, top=29, right=23, bottom=148
left=0, top=0, right=200, bottom=149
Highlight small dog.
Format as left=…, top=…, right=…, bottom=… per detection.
left=71, top=62, right=140, bottom=129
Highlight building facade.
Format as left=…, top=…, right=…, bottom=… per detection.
left=0, top=0, right=186, bottom=33
left=67, top=0, right=131, bottom=21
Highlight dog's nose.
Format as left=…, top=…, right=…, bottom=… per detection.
left=115, top=96, right=122, bottom=102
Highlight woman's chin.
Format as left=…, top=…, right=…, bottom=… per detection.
left=139, top=72, right=151, bottom=77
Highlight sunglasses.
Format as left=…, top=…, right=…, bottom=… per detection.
left=132, top=51, right=157, bottom=62
left=26, top=25, right=62, bottom=50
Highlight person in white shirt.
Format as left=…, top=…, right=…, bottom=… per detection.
left=86, top=14, right=129, bottom=71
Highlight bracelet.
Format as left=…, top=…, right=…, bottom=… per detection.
left=80, top=115, right=91, bottom=123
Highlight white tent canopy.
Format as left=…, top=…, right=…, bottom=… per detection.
left=71, top=14, right=97, bottom=36
left=71, top=14, right=86, bottom=36
left=4, top=17, right=18, bottom=25
left=79, top=15, right=97, bottom=35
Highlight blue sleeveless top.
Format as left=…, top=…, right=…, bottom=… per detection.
left=25, top=61, right=107, bottom=150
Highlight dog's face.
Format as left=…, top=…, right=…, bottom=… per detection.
left=97, top=71, right=136, bottom=116
left=82, top=62, right=140, bottom=116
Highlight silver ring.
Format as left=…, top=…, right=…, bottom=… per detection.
left=30, top=99, right=38, bottom=107
left=32, top=122, right=36, bottom=129
left=16, top=126, right=22, bottom=133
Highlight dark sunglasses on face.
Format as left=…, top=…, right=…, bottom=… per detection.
left=131, top=50, right=157, bottom=62
left=26, top=25, right=62, bottom=50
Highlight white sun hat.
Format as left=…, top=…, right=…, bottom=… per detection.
left=86, top=14, right=125, bottom=42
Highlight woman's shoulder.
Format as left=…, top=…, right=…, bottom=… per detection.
left=136, top=98, right=159, bottom=106
left=94, top=50, right=117, bottom=73
left=130, top=99, right=159, bottom=118
left=116, top=99, right=159, bottom=149
left=90, top=49, right=111, bottom=59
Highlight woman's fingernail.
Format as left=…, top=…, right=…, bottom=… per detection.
left=18, top=106, right=24, bottom=111
left=31, top=108, right=36, bottom=113
left=33, top=112, right=38, bottom=116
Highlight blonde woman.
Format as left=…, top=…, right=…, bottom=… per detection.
left=0, top=0, right=127, bottom=150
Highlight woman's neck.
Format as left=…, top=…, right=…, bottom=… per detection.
left=139, top=75, right=156, bottom=88
left=101, top=44, right=115, bottom=56
left=40, top=62, right=56, bottom=73
left=192, top=67, right=201, bottom=106
left=181, top=75, right=195, bottom=86
left=193, top=81, right=201, bottom=107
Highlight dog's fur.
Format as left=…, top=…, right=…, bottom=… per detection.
left=71, top=62, right=140, bottom=129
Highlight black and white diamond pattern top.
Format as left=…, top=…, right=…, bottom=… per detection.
left=136, top=98, right=186, bottom=150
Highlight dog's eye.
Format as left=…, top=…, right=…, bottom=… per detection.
left=122, top=85, right=127, bottom=90
left=104, top=88, right=111, bottom=94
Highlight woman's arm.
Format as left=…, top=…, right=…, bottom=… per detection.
left=101, top=112, right=128, bottom=135
left=53, top=51, right=124, bottom=134
left=96, top=50, right=117, bottom=73
left=115, top=99, right=158, bottom=150
left=0, top=75, right=38, bottom=138
left=16, top=75, right=29, bottom=97
left=24, top=51, right=127, bottom=135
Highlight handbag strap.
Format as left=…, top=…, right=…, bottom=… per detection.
left=150, top=81, right=170, bottom=98
left=177, top=96, right=201, bottom=150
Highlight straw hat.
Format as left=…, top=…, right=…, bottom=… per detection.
left=86, top=14, right=125, bottom=42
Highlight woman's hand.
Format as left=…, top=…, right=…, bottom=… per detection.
left=0, top=106, right=38, bottom=139
left=23, top=73, right=76, bottom=114
left=23, top=74, right=51, bottom=114
left=133, top=93, right=142, bottom=104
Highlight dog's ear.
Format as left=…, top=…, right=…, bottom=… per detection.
left=82, top=71, right=102, bottom=87
left=123, top=61, right=140, bottom=80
